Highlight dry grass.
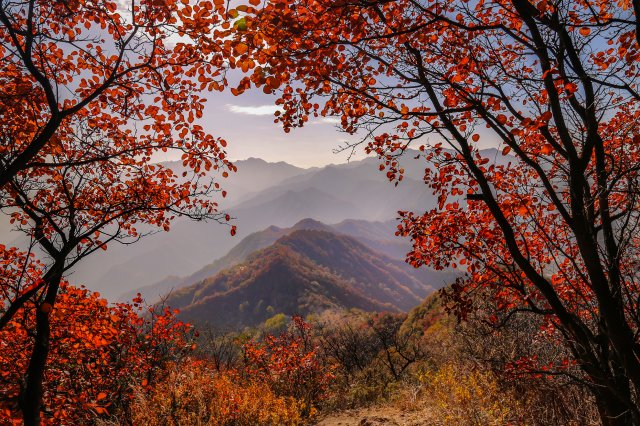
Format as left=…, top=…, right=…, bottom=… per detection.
left=102, top=362, right=305, bottom=426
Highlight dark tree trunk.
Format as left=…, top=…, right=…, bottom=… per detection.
left=594, top=387, right=636, bottom=426
left=21, top=308, right=51, bottom=426
left=20, top=271, right=62, bottom=426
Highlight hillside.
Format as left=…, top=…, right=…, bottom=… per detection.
left=275, top=230, right=433, bottom=310
left=122, top=219, right=334, bottom=302
left=163, top=229, right=450, bottom=327
left=165, top=245, right=394, bottom=328
left=126, top=219, right=452, bottom=304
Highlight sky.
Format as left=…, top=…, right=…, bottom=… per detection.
left=180, top=87, right=366, bottom=169
left=185, top=85, right=499, bottom=169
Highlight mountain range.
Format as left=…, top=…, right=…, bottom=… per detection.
left=161, top=227, right=456, bottom=328
left=69, top=150, right=445, bottom=299
left=3, top=148, right=505, bottom=301
left=124, top=217, right=448, bottom=303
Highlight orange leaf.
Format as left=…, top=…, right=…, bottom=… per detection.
left=235, top=43, right=248, bottom=55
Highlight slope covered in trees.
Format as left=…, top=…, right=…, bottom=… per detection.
left=126, top=218, right=443, bottom=304
left=163, top=229, right=449, bottom=327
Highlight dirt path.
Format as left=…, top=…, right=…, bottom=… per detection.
left=317, top=406, right=432, bottom=426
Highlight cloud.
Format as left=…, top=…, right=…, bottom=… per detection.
left=227, top=104, right=281, bottom=116
left=317, top=117, right=341, bottom=124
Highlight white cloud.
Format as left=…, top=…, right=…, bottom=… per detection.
left=227, top=104, right=281, bottom=116
left=316, top=117, right=341, bottom=125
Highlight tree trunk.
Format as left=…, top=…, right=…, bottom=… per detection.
left=594, top=388, right=636, bottom=426
left=20, top=271, right=62, bottom=426
left=21, top=307, right=51, bottom=426
left=590, top=362, right=637, bottom=426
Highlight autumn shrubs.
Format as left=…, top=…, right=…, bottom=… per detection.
left=315, top=311, right=427, bottom=408
left=127, top=363, right=304, bottom=426
left=400, top=294, right=599, bottom=425
left=126, top=316, right=338, bottom=424
left=127, top=317, right=332, bottom=425
left=310, top=296, right=600, bottom=425
left=0, top=284, right=193, bottom=424
left=1, top=283, right=333, bottom=425
left=242, top=317, right=333, bottom=414
left=1, top=286, right=603, bottom=424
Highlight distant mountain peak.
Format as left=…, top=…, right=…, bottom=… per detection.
left=240, top=156, right=268, bottom=163
left=236, top=157, right=311, bottom=170
left=239, top=157, right=279, bottom=166
left=123, top=217, right=458, bottom=308
left=291, top=218, right=332, bottom=231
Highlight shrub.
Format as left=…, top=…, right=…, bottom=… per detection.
left=0, top=284, right=192, bottom=424
left=417, top=363, right=516, bottom=426
left=242, top=316, right=334, bottom=415
left=126, top=362, right=303, bottom=426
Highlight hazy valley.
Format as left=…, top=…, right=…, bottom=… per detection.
left=70, top=150, right=456, bottom=304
